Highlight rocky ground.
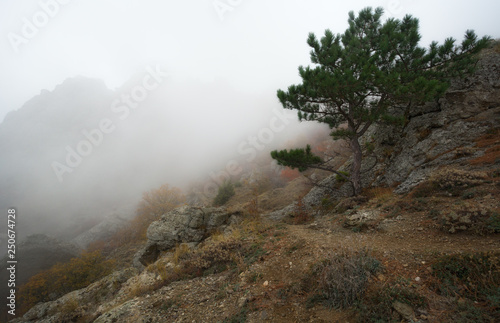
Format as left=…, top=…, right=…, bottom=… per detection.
left=13, top=172, right=500, bottom=322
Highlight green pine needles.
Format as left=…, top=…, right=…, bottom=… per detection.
left=271, top=6, right=490, bottom=195
left=271, top=145, right=321, bottom=172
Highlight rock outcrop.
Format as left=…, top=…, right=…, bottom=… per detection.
left=134, top=206, right=241, bottom=267
left=371, top=45, right=500, bottom=193
left=265, top=42, right=500, bottom=218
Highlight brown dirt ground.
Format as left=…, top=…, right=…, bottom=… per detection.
left=132, top=189, right=499, bottom=322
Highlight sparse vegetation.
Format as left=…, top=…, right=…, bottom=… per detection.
left=431, top=252, right=500, bottom=321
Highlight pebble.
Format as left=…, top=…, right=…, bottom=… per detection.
left=263, top=281, right=269, bottom=287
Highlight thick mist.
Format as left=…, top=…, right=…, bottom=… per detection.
left=0, top=70, right=324, bottom=245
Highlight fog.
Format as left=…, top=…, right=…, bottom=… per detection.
left=0, top=0, right=499, bottom=243
left=0, top=72, right=321, bottom=241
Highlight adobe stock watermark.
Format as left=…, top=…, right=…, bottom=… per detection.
left=385, top=0, right=413, bottom=17
left=202, top=108, right=296, bottom=197
left=51, top=65, right=168, bottom=183
left=7, top=0, right=73, bottom=53
left=213, top=0, right=244, bottom=21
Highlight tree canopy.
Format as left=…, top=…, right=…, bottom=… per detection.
left=271, top=7, right=490, bottom=195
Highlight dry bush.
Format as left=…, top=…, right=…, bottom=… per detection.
left=364, top=187, right=393, bottom=202
left=185, top=239, right=243, bottom=275
left=128, top=281, right=156, bottom=298
left=305, top=249, right=382, bottom=309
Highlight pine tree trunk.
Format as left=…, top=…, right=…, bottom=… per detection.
left=349, top=135, right=363, bottom=196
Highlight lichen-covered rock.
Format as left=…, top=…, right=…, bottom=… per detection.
left=135, top=206, right=241, bottom=266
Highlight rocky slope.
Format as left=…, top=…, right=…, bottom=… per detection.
left=276, top=41, right=500, bottom=214
left=9, top=43, right=500, bottom=323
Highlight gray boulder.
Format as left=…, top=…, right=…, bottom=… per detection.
left=135, top=206, right=240, bottom=267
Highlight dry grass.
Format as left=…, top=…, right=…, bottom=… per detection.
left=171, top=243, right=191, bottom=268
left=364, top=187, right=393, bottom=202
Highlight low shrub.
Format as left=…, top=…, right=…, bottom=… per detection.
left=185, top=239, right=243, bottom=276
left=305, top=249, right=382, bottom=309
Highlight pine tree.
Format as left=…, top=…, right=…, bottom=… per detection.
left=271, top=7, right=490, bottom=195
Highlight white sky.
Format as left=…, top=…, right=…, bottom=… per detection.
left=0, top=0, right=499, bottom=122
